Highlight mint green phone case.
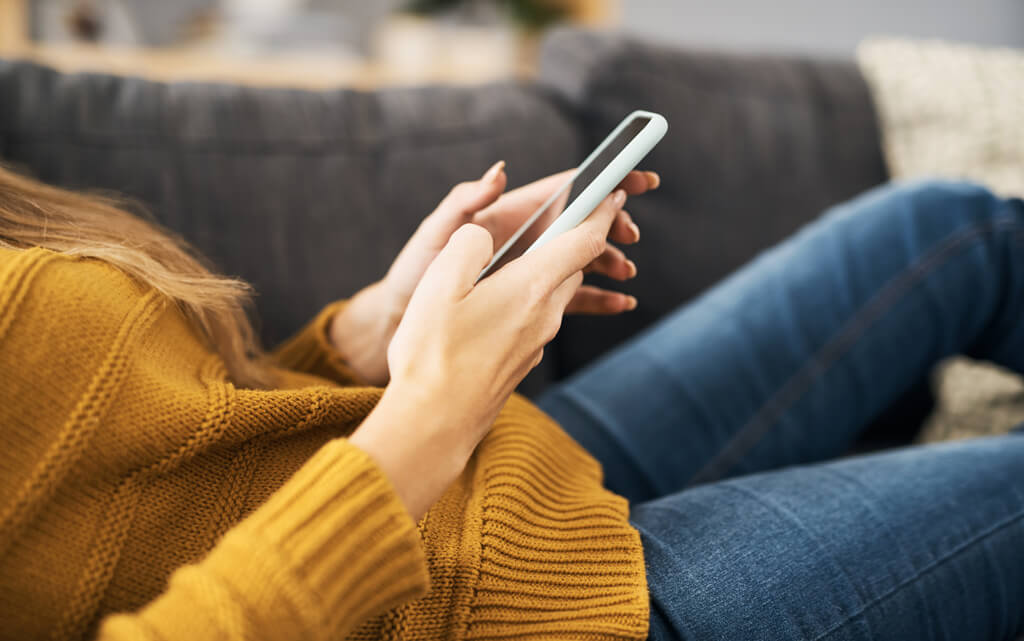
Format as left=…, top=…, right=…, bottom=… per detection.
left=478, top=110, right=667, bottom=281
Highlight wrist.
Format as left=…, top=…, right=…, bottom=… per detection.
left=328, top=281, right=404, bottom=385
left=350, top=383, right=472, bottom=519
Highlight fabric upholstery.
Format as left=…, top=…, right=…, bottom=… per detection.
left=0, top=30, right=891, bottom=401
left=919, top=357, right=1024, bottom=443
left=0, top=60, right=581, bottom=394
left=537, top=28, right=889, bottom=377
left=857, top=37, right=1024, bottom=199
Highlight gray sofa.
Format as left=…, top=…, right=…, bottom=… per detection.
left=1, top=28, right=936, bottom=444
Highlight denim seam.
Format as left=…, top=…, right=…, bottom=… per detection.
left=809, top=509, right=1024, bottom=641
left=688, top=214, right=1024, bottom=486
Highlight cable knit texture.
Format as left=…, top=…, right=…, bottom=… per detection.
left=0, top=246, right=648, bottom=641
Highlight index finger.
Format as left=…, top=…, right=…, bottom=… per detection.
left=478, top=169, right=575, bottom=220
left=478, top=168, right=656, bottom=226
left=617, top=170, right=660, bottom=196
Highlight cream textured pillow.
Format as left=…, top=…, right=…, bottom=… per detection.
left=917, top=357, right=1024, bottom=443
left=856, top=37, right=1024, bottom=442
left=857, top=37, right=1024, bottom=197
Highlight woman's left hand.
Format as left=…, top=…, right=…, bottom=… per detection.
left=329, top=162, right=660, bottom=385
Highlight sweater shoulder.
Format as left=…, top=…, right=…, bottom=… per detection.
left=0, top=244, right=167, bottom=374
left=0, top=245, right=153, bottom=306
left=0, top=246, right=177, bottom=556
left=0, top=245, right=171, bottom=449
left=0, top=244, right=167, bottom=339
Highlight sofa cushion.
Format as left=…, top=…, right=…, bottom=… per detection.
left=918, top=357, right=1024, bottom=443
left=537, top=28, right=889, bottom=379
left=857, top=37, right=1024, bottom=199
left=0, top=59, right=582, bottom=394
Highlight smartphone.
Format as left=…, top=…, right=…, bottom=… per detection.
left=477, top=110, right=667, bottom=281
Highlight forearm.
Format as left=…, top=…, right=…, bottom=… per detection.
left=349, top=381, right=486, bottom=520
left=98, top=439, right=429, bottom=640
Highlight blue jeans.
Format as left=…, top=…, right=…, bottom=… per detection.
left=536, top=181, right=1024, bottom=640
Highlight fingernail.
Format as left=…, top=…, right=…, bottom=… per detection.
left=645, top=172, right=661, bottom=189
left=629, top=222, right=640, bottom=240
left=627, top=260, right=637, bottom=278
left=625, top=295, right=638, bottom=310
left=483, top=160, right=505, bottom=183
left=614, top=189, right=626, bottom=206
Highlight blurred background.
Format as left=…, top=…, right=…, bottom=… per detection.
left=1, top=0, right=1022, bottom=89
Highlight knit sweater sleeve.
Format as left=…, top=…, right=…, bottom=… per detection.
left=97, top=438, right=430, bottom=641
left=271, top=300, right=367, bottom=385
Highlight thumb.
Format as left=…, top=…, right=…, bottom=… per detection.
left=418, top=224, right=495, bottom=299
left=511, top=189, right=626, bottom=294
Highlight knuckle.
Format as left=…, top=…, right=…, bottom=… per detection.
left=583, top=232, right=606, bottom=260
left=543, top=313, right=563, bottom=344
left=457, top=223, right=493, bottom=247
left=450, top=181, right=474, bottom=198
left=441, top=183, right=476, bottom=213
left=525, top=280, right=550, bottom=307
left=531, top=348, right=544, bottom=369
left=544, top=325, right=561, bottom=345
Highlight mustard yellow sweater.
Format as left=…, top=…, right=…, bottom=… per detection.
left=0, top=246, right=648, bottom=641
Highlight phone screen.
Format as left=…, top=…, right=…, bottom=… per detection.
left=479, top=115, right=652, bottom=279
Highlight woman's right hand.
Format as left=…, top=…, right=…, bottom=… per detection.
left=350, top=189, right=629, bottom=519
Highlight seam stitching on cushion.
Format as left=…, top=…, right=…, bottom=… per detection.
left=0, top=124, right=535, bottom=155
left=591, top=61, right=871, bottom=112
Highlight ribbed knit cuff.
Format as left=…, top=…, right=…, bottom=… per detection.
left=204, top=438, right=430, bottom=638
left=271, top=300, right=367, bottom=386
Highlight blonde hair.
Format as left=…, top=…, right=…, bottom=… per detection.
left=0, top=165, right=275, bottom=389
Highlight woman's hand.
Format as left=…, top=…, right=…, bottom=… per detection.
left=330, top=162, right=659, bottom=385
left=351, top=190, right=630, bottom=519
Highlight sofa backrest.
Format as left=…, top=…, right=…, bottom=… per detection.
left=0, top=30, right=889, bottom=396
left=0, top=59, right=581, bottom=393
left=537, top=29, right=889, bottom=377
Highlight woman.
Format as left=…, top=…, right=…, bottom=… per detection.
left=0, top=160, right=1021, bottom=641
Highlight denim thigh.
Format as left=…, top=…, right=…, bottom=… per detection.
left=537, top=180, right=1024, bottom=503
left=635, top=432, right=1024, bottom=641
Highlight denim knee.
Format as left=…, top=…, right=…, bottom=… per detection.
left=885, top=178, right=1010, bottom=230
